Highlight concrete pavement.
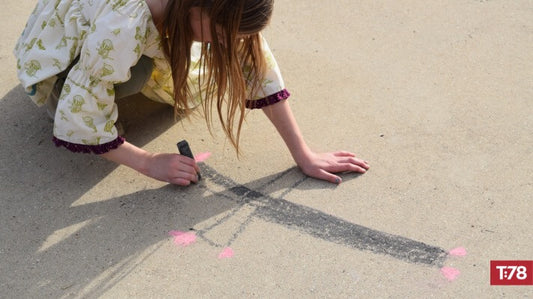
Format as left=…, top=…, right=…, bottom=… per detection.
left=1, top=0, right=531, bottom=297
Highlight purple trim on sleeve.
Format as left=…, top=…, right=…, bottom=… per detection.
left=245, top=89, right=290, bottom=109
left=53, top=136, right=125, bottom=155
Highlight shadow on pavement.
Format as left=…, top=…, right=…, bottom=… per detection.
left=1, top=85, right=446, bottom=298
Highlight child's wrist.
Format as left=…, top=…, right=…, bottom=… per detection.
left=138, top=151, right=155, bottom=176
left=292, top=146, right=313, bottom=167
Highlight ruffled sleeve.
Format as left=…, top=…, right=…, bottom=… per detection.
left=245, top=36, right=290, bottom=109
left=53, top=1, right=153, bottom=154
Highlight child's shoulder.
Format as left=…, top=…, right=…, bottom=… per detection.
left=93, top=0, right=153, bottom=16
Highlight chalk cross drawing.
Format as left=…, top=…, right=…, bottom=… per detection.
left=191, top=164, right=448, bottom=267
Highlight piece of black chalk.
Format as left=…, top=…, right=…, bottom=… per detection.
left=177, top=140, right=201, bottom=181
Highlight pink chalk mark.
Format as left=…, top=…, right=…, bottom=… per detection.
left=195, top=152, right=212, bottom=162
left=169, top=231, right=196, bottom=246
left=449, top=247, right=467, bottom=257
left=218, top=247, right=234, bottom=259
left=441, top=267, right=461, bottom=281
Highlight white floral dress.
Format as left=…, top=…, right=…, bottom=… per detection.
left=14, top=0, right=288, bottom=154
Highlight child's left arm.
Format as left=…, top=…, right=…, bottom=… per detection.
left=262, top=100, right=369, bottom=184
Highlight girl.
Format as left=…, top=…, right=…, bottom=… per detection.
left=14, top=0, right=369, bottom=186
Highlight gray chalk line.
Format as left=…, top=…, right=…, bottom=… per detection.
left=199, top=164, right=448, bottom=267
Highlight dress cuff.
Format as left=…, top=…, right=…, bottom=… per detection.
left=53, top=136, right=125, bottom=155
left=245, top=89, right=290, bottom=109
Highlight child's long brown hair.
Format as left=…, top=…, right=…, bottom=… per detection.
left=160, top=0, right=273, bottom=154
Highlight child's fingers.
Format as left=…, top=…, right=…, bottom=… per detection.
left=177, top=155, right=201, bottom=174
left=168, top=170, right=198, bottom=185
left=333, top=151, right=356, bottom=157
left=337, top=157, right=370, bottom=170
left=333, top=152, right=370, bottom=167
left=169, top=177, right=193, bottom=186
left=341, top=163, right=368, bottom=173
left=326, top=163, right=367, bottom=174
left=180, top=170, right=199, bottom=183
left=316, top=169, right=342, bottom=184
left=172, top=161, right=196, bottom=175
left=178, top=154, right=197, bottom=166
left=169, top=155, right=200, bottom=184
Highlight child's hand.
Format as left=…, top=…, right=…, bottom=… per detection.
left=145, top=153, right=200, bottom=186
left=297, top=151, right=369, bottom=184
left=100, top=141, right=200, bottom=185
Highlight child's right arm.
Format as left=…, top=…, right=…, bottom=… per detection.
left=100, top=141, right=200, bottom=186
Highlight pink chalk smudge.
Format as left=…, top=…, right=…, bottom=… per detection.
left=441, top=267, right=461, bottom=281
left=169, top=231, right=196, bottom=247
left=195, top=152, right=212, bottom=162
left=218, top=247, right=234, bottom=259
left=449, top=247, right=467, bottom=257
